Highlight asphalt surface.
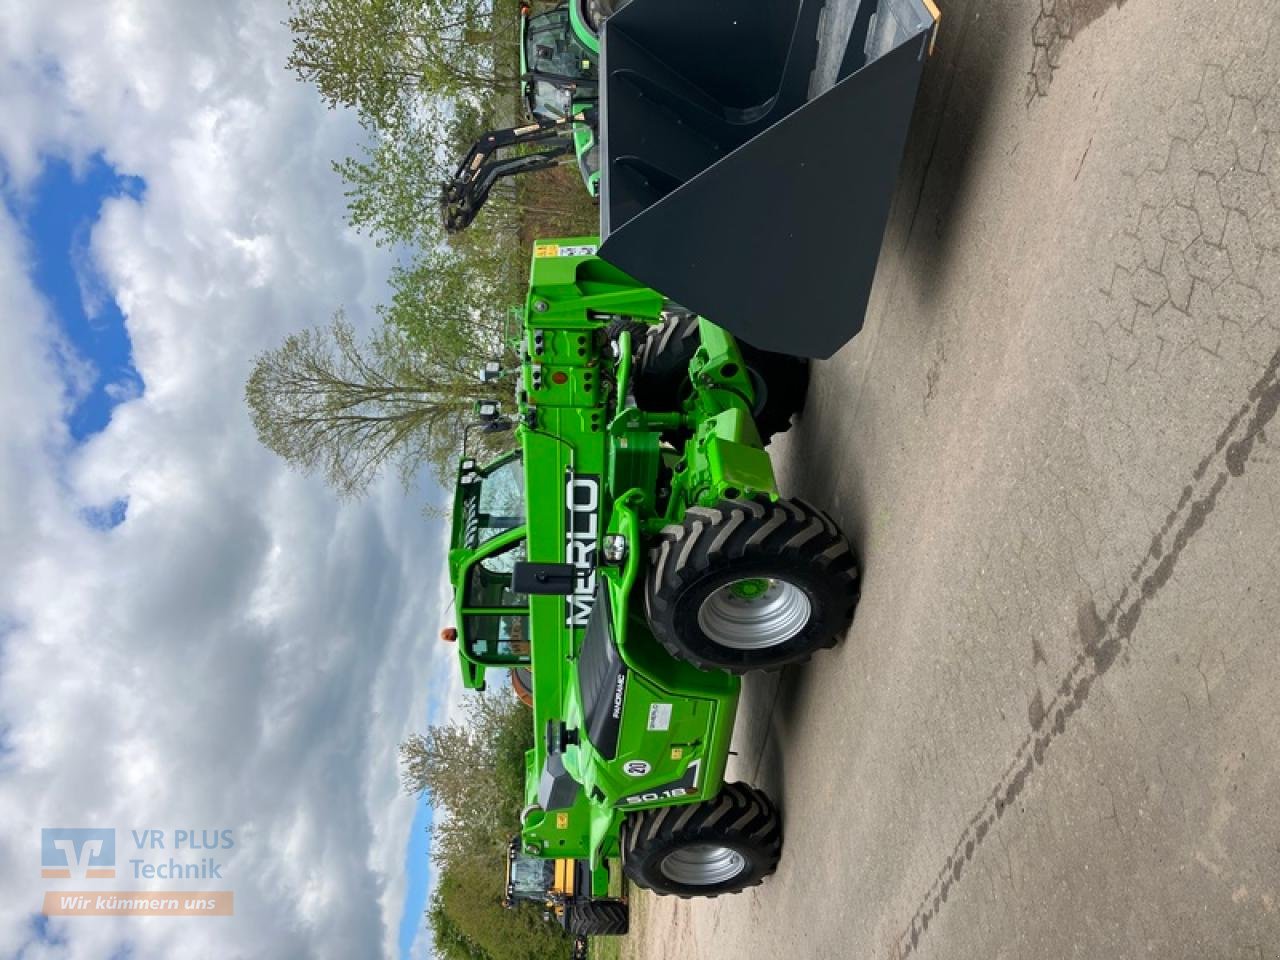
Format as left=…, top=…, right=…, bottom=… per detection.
left=628, top=0, right=1280, bottom=957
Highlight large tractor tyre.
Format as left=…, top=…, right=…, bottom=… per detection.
left=621, top=781, right=782, bottom=898
left=581, top=0, right=631, bottom=33
left=644, top=497, right=858, bottom=673
left=604, top=317, right=652, bottom=346
left=633, top=314, right=809, bottom=441
left=565, top=898, right=630, bottom=936
left=633, top=312, right=700, bottom=412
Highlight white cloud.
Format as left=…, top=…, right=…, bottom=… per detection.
left=0, top=1, right=468, bottom=957
left=71, top=221, right=109, bottom=321
left=102, top=379, right=141, bottom=404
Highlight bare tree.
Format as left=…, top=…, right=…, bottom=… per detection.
left=245, top=314, right=505, bottom=496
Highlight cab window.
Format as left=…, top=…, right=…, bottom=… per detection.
left=465, top=537, right=529, bottom=609
left=465, top=455, right=525, bottom=547
left=510, top=855, right=554, bottom=900
left=464, top=614, right=531, bottom=665
left=529, top=79, right=572, bottom=120
left=477, top=457, right=524, bottom=542
left=525, top=9, right=594, bottom=80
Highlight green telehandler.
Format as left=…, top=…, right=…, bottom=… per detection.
left=448, top=239, right=857, bottom=898
left=441, top=0, right=949, bottom=922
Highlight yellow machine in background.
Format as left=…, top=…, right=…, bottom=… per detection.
left=503, top=837, right=628, bottom=937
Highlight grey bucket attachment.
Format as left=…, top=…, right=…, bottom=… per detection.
left=597, top=0, right=940, bottom=359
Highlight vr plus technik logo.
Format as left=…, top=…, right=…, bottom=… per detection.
left=39, top=827, right=235, bottom=918
left=41, top=829, right=116, bottom=880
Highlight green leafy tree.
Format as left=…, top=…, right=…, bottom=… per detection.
left=333, top=109, right=454, bottom=251
left=404, top=692, right=574, bottom=959
left=435, top=857, right=571, bottom=960
left=382, top=244, right=523, bottom=350
left=400, top=691, right=532, bottom=867
left=245, top=313, right=509, bottom=496
left=428, top=892, right=494, bottom=960
left=333, top=104, right=539, bottom=266
left=286, top=0, right=521, bottom=128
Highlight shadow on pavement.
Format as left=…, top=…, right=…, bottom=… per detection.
left=892, top=0, right=1022, bottom=302
left=744, top=659, right=825, bottom=823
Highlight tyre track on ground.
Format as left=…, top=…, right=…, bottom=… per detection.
left=889, top=344, right=1280, bottom=959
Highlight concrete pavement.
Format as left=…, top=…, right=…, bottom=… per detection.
left=629, top=0, right=1280, bottom=957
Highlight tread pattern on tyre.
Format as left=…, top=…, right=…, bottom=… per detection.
left=644, top=496, right=859, bottom=673
left=621, top=781, right=782, bottom=898
left=565, top=897, right=629, bottom=936
left=633, top=313, right=700, bottom=412
left=603, top=317, right=652, bottom=344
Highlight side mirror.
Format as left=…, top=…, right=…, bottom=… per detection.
left=512, top=562, right=578, bottom=596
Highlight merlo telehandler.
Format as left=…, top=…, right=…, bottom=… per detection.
left=448, top=240, right=857, bottom=898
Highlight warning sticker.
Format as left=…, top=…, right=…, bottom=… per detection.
left=534, top=243, right=598, bottom=259
left=647, top=703, right=672, bottom=731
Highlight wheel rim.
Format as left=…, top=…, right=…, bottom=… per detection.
left=696, top=577, right=812, bottom=650
left=658, top=844, right=748, bottom=886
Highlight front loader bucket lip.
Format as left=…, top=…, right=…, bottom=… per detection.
left=597, top=0, right=939, bottom=359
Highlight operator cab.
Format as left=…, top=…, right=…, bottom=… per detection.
left=455, top=453, right=532, bottom=672
left=524, top=8, right=596, bottom=84
left=521, top=6, right=597, bottom=121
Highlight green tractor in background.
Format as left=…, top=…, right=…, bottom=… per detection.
left=447, top=239, right=859, bottom=899
left=441, top=0, right=630, bottom=232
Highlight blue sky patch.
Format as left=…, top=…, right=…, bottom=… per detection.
left=10, top=154, right=146, bottom=443
left=80, top=497, right=130, bottom=531
left=398, top=796, right=434, bottom=960
left=17, top=914, right=66, bottom=958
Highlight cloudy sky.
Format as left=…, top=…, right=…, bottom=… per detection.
left=0, top=2, right=463, bottom=958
